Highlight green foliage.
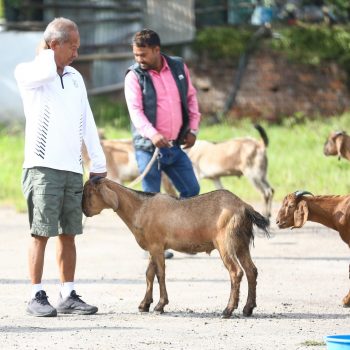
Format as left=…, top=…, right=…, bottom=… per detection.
left=194, top=25, right=350, bottom=77
left=327, top=0, right=350, bottom=19
left=270, top=25, right=350, bottom=69
left=90, top=96, right=130, bottom=129
left=194, top=27, right=254, bottom=60
left=0, top=127, right=25, bottom=211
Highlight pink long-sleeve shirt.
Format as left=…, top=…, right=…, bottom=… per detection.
left=124, top=56, right=201, bottom=140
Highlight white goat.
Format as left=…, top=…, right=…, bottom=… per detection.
left=83, top=177, right=269, bottom=318
left=276, top=190, right=350, bottom=307
left=185, top=125, right=274, bottom=218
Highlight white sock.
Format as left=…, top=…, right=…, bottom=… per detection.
left=60, top=282, right=75, bottom=299
left=31, top=284, right=44, bottom=299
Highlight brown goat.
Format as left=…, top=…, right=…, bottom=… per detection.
left=276, top=190, right=350, bottom=307
left=83, top=177, right=269, bottom=318
left=185, top=125, right=274, bottom=218
left=324, top=130, right=350, bottom=161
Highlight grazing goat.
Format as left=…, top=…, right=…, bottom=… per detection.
left=83, top=177, right=269, bottom=318
left=102, top=139, right=139, bottom=183
left=324, top=130, right=350, bottom=161
left=276, top=190, right=350, bottom=307
left=83, top=139, right=176, bottom=196
left=185, top=125, right=274, bottom=218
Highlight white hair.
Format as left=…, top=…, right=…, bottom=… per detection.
left=43, top=17, right=78, bottom=44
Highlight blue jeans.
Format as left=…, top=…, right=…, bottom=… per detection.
left=135, top=146, right=200, bottom=198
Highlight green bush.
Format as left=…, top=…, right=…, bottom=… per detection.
left=194, top=27, right=254, bottom=60
left=0, top=0, right=3, bottom=18
left=270, top=25, right=350, bottom=69
left=194, top=25, right=350, bottom=76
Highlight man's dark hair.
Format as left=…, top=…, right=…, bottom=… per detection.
left=132, top=29, right=161, bottom=48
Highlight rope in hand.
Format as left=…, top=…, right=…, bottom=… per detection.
left=127, top=147, right=160, bottom=188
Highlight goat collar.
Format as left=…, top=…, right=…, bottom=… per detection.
left=90, top=175, right=105, bottom=185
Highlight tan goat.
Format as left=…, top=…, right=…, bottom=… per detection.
left=102, top=139, right=139, bottom=183
left=185, top=125, right=274, bottom=218
left=83, top=177, right=269, bottom=318
left=276, top=190, right=350, bottom=307
left=324, top=130, right=350, bottom=161
left=83, top=139, right=176, bottom=196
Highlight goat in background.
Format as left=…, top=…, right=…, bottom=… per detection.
left=185, top=125, right=274, bottom=218
left=83, top=138, right=176, bottom=196
left=276, top=190, right=350, bottom=307
left=324, top=130, right=350, bottom=161
left=83, top=177, right=269, bottom=318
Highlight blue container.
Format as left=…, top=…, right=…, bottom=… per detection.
left=325, top=335, right=350, bottom=350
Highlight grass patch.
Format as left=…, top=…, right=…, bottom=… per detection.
left=2, top=113, right=350, bottom=210
left=0, top=127, right=26, bottom=211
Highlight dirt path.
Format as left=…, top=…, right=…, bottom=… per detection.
left=0, top=204, right=349, bottom=350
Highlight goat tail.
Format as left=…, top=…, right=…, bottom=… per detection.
left=246, top=207, right=270, bottom=238
left=254, top=124, right=269, bottom=148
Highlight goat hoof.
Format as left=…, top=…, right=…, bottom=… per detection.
left=138, top=304, right=151, bottom=313
left=242, top=305, right=254, bottom=317
left=139, top=308, right=150, bottom=313
left=342, top=297, right=350, bottom=307
left=154, top=305, right=165, bottom=314
left=221, top=308, right=233, bottom=319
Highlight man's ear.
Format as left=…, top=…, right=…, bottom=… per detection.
left=293, top=200, right=308, bottom=228
left=49, top=39, right=59, bottom=51
left=99, top=184, right=118, bottom=210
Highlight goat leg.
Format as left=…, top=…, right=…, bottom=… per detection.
left=238, top=254, right=258, bottom=317
left=343, top=265, right=350, bottom=307
left=153, top=253, right=169, bottom=314
left=139, top=257, right=156, bottom=312
left=220, top=252, right=243, bottom=318
left=343, top=290, right=350, bottom=307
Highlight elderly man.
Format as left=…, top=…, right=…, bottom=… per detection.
left=15, top=17, right=106, bottom=317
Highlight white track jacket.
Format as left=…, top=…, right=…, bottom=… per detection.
left=15, top=49, right=106, bottom=174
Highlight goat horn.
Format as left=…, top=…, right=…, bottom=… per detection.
left=335, top=130, right=346, bottom=136
left=294, top=190, right=314, bottom=198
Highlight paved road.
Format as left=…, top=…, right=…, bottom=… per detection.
left=0, top=203, right=349, bottom=349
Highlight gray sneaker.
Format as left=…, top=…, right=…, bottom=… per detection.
left=56, top=290, right=98, bottom=315
left=164, top=250, right=174, bottom=259
left=26, top=290, right=57, bottom=317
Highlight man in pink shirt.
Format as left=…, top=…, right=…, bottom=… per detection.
left=124, top=29, right=201, bottom=259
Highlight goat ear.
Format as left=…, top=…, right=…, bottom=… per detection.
left=99, top=184, right=119, bottom=210
left=335, top=135, right=344, bottom=160
left=293, top=200, right=308, bottom=228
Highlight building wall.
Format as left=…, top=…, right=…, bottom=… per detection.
left=0, top=31, right=42, bottom=122
left=144, top=0, right=195, bottom=44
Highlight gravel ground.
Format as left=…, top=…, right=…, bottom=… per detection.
left=0, top=203, right=349, bottom=350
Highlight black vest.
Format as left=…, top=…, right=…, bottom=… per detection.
left=126, top=54, right=190, bottom=152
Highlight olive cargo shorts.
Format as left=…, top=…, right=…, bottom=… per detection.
left=22, top=167, right=83, bottom=237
